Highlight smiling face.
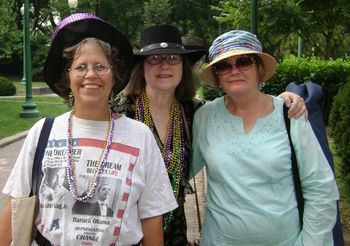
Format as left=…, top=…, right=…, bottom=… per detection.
left=143, top=53, right=183, bottom=94
left=68, top=41, right=114, bottom=111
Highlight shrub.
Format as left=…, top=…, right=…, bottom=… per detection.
left=0, top=76, right=16, bottom=96
left=329, top=80, right=350, bottom=193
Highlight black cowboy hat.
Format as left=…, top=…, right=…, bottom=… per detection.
left=134, top=24, right=206, bottom=64
left=43, top=13, right=134, bottom=97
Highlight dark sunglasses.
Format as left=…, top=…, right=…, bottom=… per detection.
left=213, top=56, right=255, bottom=75
left=145, top=54, right=183, bottom=65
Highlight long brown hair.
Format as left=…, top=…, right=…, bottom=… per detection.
left=123, top=55, right=197, bottom=101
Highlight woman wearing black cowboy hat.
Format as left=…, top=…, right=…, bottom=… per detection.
left=0, top=14, right=177, bottom=245
left=111, top=24, right=307, bottom=245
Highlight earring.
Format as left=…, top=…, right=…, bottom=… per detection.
left=258, top=82, right=266, bottom=91
left=68, top=91, right=74, bottom=108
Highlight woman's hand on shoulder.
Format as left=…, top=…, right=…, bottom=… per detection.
left=278, top=92, right=308, bottom=119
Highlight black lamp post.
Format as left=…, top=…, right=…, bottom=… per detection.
left=250, top=0, right=258, bottom=35
left=20, top=5, right=26, bottom=85
left=20, top=0, right=39, bottom=118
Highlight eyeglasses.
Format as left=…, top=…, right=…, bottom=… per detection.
left=213, top=57, right=255, bottom=75
left=145, top=54, right=183, bottom=65
left=68, top=63, right=112, bottom=77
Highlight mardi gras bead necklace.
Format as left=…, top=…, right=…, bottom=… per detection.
left=66, top=110, right=115, bottom=203
left=135, top=91, right=185, bottom=231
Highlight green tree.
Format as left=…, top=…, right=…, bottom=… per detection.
left=98, top=0, right=144, bottom=43
left=214, top=0, right=309, bottom=59
left=170, top=0, right=221, bottom=47
left=0, top=0, right=22, bottom=71
left=143, top=0, right=172, bottom=27
left=213, top=0, right=350, bottom=59
left=299, top=0, right=350, bottom=58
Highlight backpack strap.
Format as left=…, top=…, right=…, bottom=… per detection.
left=30, top=117, right=55, bottom=196
left=283, top=105, right=304, bottom=228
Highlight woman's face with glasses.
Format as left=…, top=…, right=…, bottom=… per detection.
left=215, top=55, right=259, bottom=94
left=68, top=41, right=114, bottom=109
left=143, top=53, right=183, bottom=93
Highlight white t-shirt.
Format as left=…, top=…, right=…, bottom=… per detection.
left=3, top=112, right=178, bottom=246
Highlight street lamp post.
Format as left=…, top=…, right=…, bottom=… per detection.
left=68, top=0, right=78, bottom=14
left=20, top=5, right=26, bottom=84
left=250, top=0, right=258, bottom=35
left=20, top=0, right=39, bottom=118
left=298, top=37, right=303, bottom=58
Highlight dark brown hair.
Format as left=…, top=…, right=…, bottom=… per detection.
left=123, top=55, right=197, bottom=101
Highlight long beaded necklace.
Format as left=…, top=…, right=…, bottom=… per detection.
left=66, top=110, right=115, bottom=203
left=135, top=91, right=185, bottom=231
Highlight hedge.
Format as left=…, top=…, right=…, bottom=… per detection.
left=0, top=76, right=16, bottom=96
left=329, top=80, right=350, bottom=193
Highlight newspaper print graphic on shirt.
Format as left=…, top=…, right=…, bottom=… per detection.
left=36, top=136, right=139, bottom=245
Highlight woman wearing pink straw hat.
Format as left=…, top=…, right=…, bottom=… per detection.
left=0, top=13, right=177, bottom=246
left=192, top=30, right=339, bottom=245
left=112, top=24, right=307, bottom=246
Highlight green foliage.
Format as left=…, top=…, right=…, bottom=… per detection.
left=195, top=63, right=223, bottom=101
left=215, top=0, right=350, bottom=59
left=299, top=0, right=350, bottom=58
left=264, top=56, right=350, bottom=121
left=329, top=80, right=350, bottom=194
left=214, top=0, right=307, bottom=59
left=197, top=84, right=223, bottom=101
left=0, top=76, right=16, bottom=96
left=143, top=0, right=172, bottom=27
left=98, top=0, right=144, bottom=43
left=31, top=32, right=49, bottom=78
left=0, top=1, right=22, bottom=65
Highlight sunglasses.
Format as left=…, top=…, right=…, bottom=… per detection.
left=213, top=56, right=255, bottom=75
left=145, top=54, right=183, bottom=65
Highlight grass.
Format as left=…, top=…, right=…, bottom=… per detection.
left=0, top=95, right=69, bottom=139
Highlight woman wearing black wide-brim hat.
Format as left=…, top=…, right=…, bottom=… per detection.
left=0, top=13, right=177, bottom=245
left=111, top=24, right=307, bottom=245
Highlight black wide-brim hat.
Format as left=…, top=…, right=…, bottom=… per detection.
left=134, top=24, right=206, bottom=64
left=44, top=13, right=134, bottom=97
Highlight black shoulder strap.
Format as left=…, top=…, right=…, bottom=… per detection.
left=283, top=105, right=304, bottom=228
left=30, top=117, right=55, bottom=196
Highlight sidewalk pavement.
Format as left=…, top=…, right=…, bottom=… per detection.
left=185, top=169, right=206, bottom=242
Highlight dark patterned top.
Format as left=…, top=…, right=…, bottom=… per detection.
left=111, top=94, right=203, bottom=245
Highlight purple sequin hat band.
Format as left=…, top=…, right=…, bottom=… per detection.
left=51, top=13, right=102, bottom=42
